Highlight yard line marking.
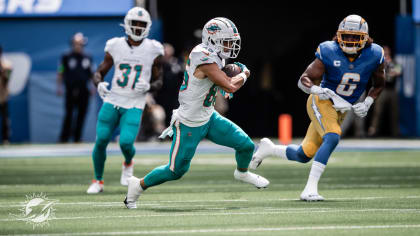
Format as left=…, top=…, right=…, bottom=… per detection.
left=1, top=195, right=419, bottom=207
left=2, top=224, right=420, bottom=235
left=1, top=208, right=420, bottom=222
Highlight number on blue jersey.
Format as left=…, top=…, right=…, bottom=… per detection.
left=336, top=73, right=360, bottom=96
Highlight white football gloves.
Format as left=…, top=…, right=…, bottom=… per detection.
left=310, top=85, right=331, bottom=100
left=134, top=80, right=150, bottom=94
left=323, top=89, right=353, bottom=113
left=352, top=96, right=374, bottom=118
left=97, top=82, right=110, bottom=99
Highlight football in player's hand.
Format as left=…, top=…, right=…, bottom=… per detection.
left=222, top=64, right=241, bottom=77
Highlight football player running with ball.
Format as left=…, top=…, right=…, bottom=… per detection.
left=87, top=7, right=164, bottom=194
left=250, top=15, right=385, bottom=201
left=124, top=17, right=269, bottom=209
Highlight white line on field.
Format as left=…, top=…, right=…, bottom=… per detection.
left=2, top=224, right=420, bottom=236
left=1, top=208, right=419, bottom=222
left=0, top=195, right=419, bottom=207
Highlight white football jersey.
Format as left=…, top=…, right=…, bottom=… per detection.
left=177, top=44, right=225, bottom=127
left=104, top=37, right=164, bottom=109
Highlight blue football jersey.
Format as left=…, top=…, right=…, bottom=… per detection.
left=315, top=41, right=384, bottom=104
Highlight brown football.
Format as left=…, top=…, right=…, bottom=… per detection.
left=222, top=63, right=242, bottom=77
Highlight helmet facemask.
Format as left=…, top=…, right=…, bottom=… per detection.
left=336, top=15, right=369, bottom=54
left=202, top=17, right=241, bottom=59
left=337, top=31, right=368, bottom=54
left=127, top=20, right=148, bottom=41
left=213, top=37, right=241, bottom=59
left=121, top=7, right=152, bottom=42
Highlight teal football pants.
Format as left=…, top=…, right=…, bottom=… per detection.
left=144, top=111, right=254, bottom=188
left=92, top=102, right=142, bottom=181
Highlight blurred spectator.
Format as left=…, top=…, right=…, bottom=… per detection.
left=137, top=94, right=166, bottom=141
left=0, top=45, right=13, bottom=144
left=57, top=32, right=94, bottom=143
left=368, top=46, right=402, bottom=137
left=155, top=43, right=183, bottom=126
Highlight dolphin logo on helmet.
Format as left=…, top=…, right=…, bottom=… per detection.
left=202, top=17, right=241, bottom=59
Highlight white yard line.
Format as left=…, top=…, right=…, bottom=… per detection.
left=2, top=224, right=420, bottom=236
left=1, top=195, right=419, bottom=207
left=1, top=208, right=420, bottom=222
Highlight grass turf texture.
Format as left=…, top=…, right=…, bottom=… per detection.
left=0, top=150, right=419, bottom=235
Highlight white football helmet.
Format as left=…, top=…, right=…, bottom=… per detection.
left=121, top=7, right=152, bottom=42
left=202, top=17, right=241, bottom=59
left=336, top=15, right=369, bottom=54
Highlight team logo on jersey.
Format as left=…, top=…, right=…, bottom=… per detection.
left=333, top=60, right=341, bottom=67
left=206, top=23, right=221, bottom=35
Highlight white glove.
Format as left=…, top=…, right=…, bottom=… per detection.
left=97, top=82, right=110, bottom=99
left=352, top=96, right=374, bottom=118
left=323, top=89, right=352, bottom=113
left=310, top=85, right=330, bottom=100
left=134, top=80, right=151, bottom=94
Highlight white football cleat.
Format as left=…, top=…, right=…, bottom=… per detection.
left=120, top=161, right=134, bottom=186
left=234, top=169, right=269, bottom=189
left=300, top=191, right=325, bottom=202
left=124, top=176, right=142, bottom=209
left=249, top=138, right=275, bottom=170
left=86, top=180, right=104, bottom=194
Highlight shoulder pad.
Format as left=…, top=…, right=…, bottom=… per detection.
left=371, top=43, right=385, bottom=64
left=104, top=37, right=121, bottom=55
left=150, top=39, right=164, bottom=56
left=189, top=45, right=218, bottom=67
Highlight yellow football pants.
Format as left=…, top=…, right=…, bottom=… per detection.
left=301, top=95, right=347, bottom=157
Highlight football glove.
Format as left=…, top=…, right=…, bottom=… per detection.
left=310, top=85, right=330, bottom=100
left=233, top=62, right=250, bottom=83
left=97, top=82, right=110, bottom=99
left=352, top=96, right=374, bottom=118
left=234, top=62, right=250, bottom=74
left=323, top=89, right=352, bottom=113
left=134, top=80, right=150, bottom=94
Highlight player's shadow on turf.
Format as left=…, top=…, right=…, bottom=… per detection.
left=149, top=206, right=244, bottom=213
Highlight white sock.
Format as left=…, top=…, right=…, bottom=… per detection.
left=304, top=161, right=326, bottom=193
left=273, top=145, right=288, bottom=160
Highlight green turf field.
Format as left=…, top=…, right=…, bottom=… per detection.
left=0, top=149, right=420, bottom=235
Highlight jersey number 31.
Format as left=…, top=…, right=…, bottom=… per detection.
left=117, top=63, right=143, bottom=89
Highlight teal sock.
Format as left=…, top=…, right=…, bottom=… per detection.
left=92, top=142, right=107, bottom=180
left=235, top=138, right=255, bottom=169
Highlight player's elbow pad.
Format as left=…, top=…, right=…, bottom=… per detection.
left=298, top=79, right=311, bottom=94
